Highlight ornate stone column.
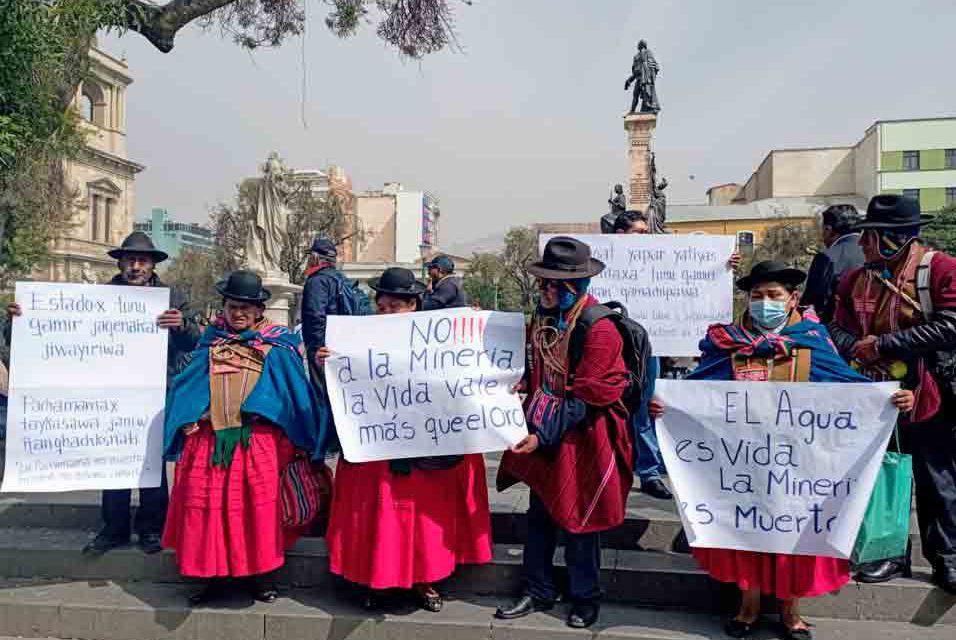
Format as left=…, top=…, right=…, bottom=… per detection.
left=624, top=113, right=658, bottom=212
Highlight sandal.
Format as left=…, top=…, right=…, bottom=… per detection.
left=724, top=617, right=760, bottom=638
left=415, top=586, right=443, bottom=613
left=780, top=616, right=813, bottom=640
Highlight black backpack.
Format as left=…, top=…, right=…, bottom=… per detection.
left=568, top=302, right=651, bottom=415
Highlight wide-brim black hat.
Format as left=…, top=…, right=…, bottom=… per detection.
left=368, top=267, right=427, bottom=296
left=528, top=236, right=605, bottom=280
left=853, top=194, right=934, bottom=230
left=736, top=260, right=806, bottom=291
left=108, top=231, right=169, bottom=263
left=215, top=270, right=272, bottom=303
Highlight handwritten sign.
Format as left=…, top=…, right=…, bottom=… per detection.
left=539, top=234, right=735, bottom=356
left=654, top=380, right=899, bottom=558
left=2, top=283, right=170, bottom=492
left=326, top=309, right=527, bottom=463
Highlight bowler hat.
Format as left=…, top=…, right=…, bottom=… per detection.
left=736, top=260, right=806, bottom=291
left=425, top=254, right=455, bottom=272
left=853, top=194, right=934, bottom=231
left=527, top=236, right=605, bottom=280
left=108, top=232, right=169, bottom=263
left=310, top=237, right=337, bottom=259
left=215, top=270, right=272, bottom=303
left=368, top=267, right=426, bottom=296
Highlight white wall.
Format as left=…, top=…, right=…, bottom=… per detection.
left=855, top=127, right=880, bottom=202
left=881, top=119, right=956, bottom=152
left=394, top=190, right=424, bottom=263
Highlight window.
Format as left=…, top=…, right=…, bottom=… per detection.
left=103, top=198, right=112, bottom=243
left=902, top=150, right=920, bottom=171
left=79, top=93, right=94, bottom=122
left=90, top=194, right=100, bottom=241
left=946, top=149, right=956, bottom=170
left=902, top=189, right=920, bottom=209
left=946, top=187, right=956, bottom=208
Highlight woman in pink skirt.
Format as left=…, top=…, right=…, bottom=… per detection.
left=320, top=267, right=493, bottom=612
left=162, top=271, right=328, bottom=604
left=652, top=261, right=914, bottom=640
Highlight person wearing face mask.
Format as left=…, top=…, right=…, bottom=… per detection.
left=649, top=260, right=914, bottom=640
left=161, top=271, right=329, bottom=605
left=495, top=237, right=633, bottom=629
left=829, top=194, right=956, bottom=593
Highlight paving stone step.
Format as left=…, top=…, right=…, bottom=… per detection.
left=0, top=492, right=925, bottom=561
left=0, top=579, right=953, bottom=640
left=0, top=528, right=950, bottom=623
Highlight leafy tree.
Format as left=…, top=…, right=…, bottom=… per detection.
left=463, top=227, right=537, bottom=314
left=163, top=247, right=219, bottom=320
left=922, top=204, right=956, bottom=255
left=1, top=0, right=466, bottom=279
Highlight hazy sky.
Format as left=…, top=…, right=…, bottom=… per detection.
left=105, top=0, right=956, bottom=246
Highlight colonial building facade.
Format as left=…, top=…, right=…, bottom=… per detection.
left=37, top=47, right=143, bottom=283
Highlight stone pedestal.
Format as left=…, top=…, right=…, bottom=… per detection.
left=260, top=276, right=302, bottom=328
left=624, top=113, right=658, bottom=212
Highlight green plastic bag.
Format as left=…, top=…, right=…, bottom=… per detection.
left=851, top=443, right=913, bottom=565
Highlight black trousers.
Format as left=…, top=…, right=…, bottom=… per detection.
left=100, top=472, right=168, bottom=540
left=906, top=416, right=956, bottom=570
left=522, top=493, right=602, bottom=604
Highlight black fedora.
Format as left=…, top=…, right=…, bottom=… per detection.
left=108, top=231, right=169, bottom=263
left=368, top=267, right=427, bottom=296
left=853, top=194, right=934, bottom=231
left=736, top=260, right=806, bottom=291
left=215, top=270, right=272, bottom=303
left=528, top=236, right=605, bottom=280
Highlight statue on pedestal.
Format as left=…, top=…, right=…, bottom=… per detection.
left=625, top=40, right=661, bottom=114
left=245, top=152, right=291, bottom=279
left=80, top=261, right=98, bottom=285
left=608, top=184, right=627, bottom=215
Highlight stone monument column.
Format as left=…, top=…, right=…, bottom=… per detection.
left=624, top=113, right=657, bottom=212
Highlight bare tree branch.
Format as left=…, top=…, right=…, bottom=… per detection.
left=122, top=0, right=238, bottom=52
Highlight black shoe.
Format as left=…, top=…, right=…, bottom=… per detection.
left=415, top=588, right=443, bottom=613
left=494, top=595, right=554, bottom=620
left=253, top=585, right=278, bottom=603
left=138, top=533, right=162, bottom=555
left=779, top=616, right=813, bottom=640
left=724, top=617, right=760, bottom=638
left=567, top=602, right=600, bottom=629
left=82, top=533, right=129, bottom=557
left=641, top=478, right=673, bottom=500
left=854, top=559, right=911, bottom=584
left=932, top=566, right=956, bottom=594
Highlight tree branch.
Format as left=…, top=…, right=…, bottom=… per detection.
left=124, top=0, right=236, bottom=53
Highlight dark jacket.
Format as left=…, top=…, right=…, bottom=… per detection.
left=422, top=275, right=467, bottom=311
left=800, top=233, right=865, bottom=323
left=301, top=266, right=342, bottom=359
left=108, top=273, right=200, bottom=386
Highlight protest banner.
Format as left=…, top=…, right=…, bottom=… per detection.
left=654, top=380, right=899, bottom=558
left=326, top=308, right=527, bottom=463
left=539, top=234, right=735, bottom=356
left=2, top=283, right=170, bottom=492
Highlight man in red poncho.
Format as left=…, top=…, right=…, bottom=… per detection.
left=495, top=236, right=633, bottom=629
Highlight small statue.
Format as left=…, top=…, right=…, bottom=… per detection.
left=625, top=40, right=661, bottom=114
left=647, top=154, right=668, bottom=234
left=608, top=184, right=627, bottom=214
left=80, top=261, right=98, bottom=285
left=245, top=152, right=291, bottom=279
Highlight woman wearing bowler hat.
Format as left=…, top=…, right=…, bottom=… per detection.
left=650, top=260, right=913, bottom=639
left=320, top=267, right=492, bottom=612
left=162, top=271, right=330, bottom=605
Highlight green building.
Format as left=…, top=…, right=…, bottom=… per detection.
left=864, top=117, right=956, bottom=212
left=133, top=208, right=213, bottom=260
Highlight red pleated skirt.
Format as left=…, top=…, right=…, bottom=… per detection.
left=692, top=547, right=850, bottom=599
left=162, top=421, right=299, bottom=578
left=326, top=454, right=493, bottom=589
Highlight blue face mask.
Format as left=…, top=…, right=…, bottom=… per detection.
left=750, top=299, right=789, bottom=329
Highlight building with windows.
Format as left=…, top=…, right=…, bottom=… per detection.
left=133, top=208, right=213, bottom=260
left=37, top=46, right=144, bottom=283
left=721, top=116, right=956, bottom=213
left=353, top=183, right=441, bottom=264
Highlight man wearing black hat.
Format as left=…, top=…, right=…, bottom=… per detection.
left=830, top=194, right=956, bottom=592
left=7, top=231, right=200, bottom=556
left=423, top=254, right=466, bottom=311
left=800, top=204, right=865, bottom=324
